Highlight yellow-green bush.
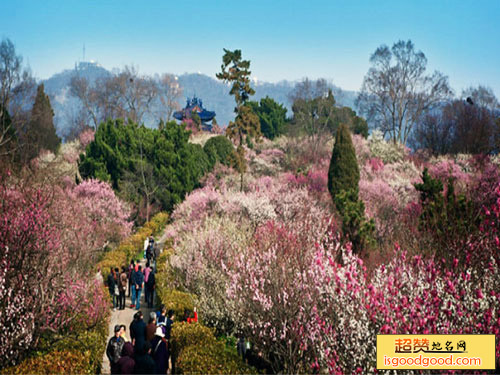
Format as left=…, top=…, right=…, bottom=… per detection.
left=98, top=249, right=128, bottom=279
left=171, top=322, right=216, bottom=358
left=155, top=248, right=175, bottom=292
left=97, top=212, right=169, bottom=279
left=35, top=316, right=108, bottom=374
left=172, top=324, right=256, bottom=375
left=155, top=247, right=197, bottom=319
left=159, top=289, right=195, bottom=320
left=2, top=350, right=92, bottom=375
left=177, top=343, right=256, bottom=375
left=143, top=212, right=169, bottom=235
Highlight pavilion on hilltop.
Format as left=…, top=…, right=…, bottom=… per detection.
left=173, top=97, right=216, bottom=132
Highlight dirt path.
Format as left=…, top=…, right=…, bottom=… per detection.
left=101, top=231, right=169, bottom=374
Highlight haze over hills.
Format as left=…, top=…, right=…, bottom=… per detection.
left=42, top=61, right=358, bottom=137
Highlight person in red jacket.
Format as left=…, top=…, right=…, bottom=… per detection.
left=186, top=307, right=198, bottom=324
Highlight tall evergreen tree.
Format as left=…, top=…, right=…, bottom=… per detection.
left=216, top=49, right=260, bottom=191
left=328, top=123, right=360, bottom=199
left=24, top=84, right=60, bottom=161
left=328, top=123, right=373, bottom=253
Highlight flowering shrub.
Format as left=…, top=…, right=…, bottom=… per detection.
left=223, top=215, right=339, bottom=373
left=359, top=178, right=400, bottom=239
left=157, top=124, right=500, bottom=374
left=305, top=246, right=500, bottom=373
left=368, top=129, right=405, bottom=163
left=0, top=182, right=60, bottom=367
left=428, top=159, right=471, bottom=193
left=72, top=179, right=132, bottom=242
left=78, top=129, right=95, bottom=148
left=352, top=134, right=371, bottom=164
left=43, top=278, right=109, bottom=334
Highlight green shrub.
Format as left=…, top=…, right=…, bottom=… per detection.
left=203, top=135, right=235, bottom=167
left=171, top=322, right=216, bottom=359
left=172, top=323, right=256, bottom=375
left=155, top=248, right=175, bottom=294
left=157, top=289, right=195, bottom=321
left=2, top=350, right=92, bottom=375
left=188, top=143, right=213, bottom=179
left=177, top=342, right=256, bottom=375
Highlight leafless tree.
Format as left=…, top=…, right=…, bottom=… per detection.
left=461, top=85, right=499, bottom=112
left=156, top=73, right=182, bottom=122
left=116, top=66, right=158, bottom=124
left=69, top=76, right=102, bottom=129
left=0, top=38, right=36, bottom=156
left=288, top=77, right=330, bottom=103
left=356, top=40, right=452, bottom=145
left=69, top=66, right=158, bottom=127
left=413, top=99, right=499, bottom=155
left=288, top=78, right=338, bottom=154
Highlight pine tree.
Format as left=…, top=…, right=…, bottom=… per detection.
left=25, top=84, right=60, bottom=161
left=328, top=123, right=360, bottom=199
left=328, top=123, right=373, bottom=253
left=216, top=49, right=261, bottom=191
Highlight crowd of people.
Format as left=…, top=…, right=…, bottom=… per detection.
left=104, top=236, right=202, bottom=374
left=106, top=237, right=157, bottom=311
left=106, top=307, right=175, bottom=374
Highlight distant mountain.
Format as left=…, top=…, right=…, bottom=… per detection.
left=43, top=63, right=358, bottom=137
left=43, top=62, right=112, bottom=137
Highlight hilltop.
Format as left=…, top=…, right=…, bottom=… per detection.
left=42, top=62, right=358, bottom=136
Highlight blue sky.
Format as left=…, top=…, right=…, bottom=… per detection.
left=2, top=0, right=499, bottom=96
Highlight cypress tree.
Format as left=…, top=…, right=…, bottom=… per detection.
left=328, top=123, right=374, bottom=253
left=25, top=84, right=60, bottom=161
left=328, top=122, right=360, bottom=200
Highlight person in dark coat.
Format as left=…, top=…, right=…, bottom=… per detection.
left=165, top=310, right=175, bottom=374
left=130, top=310, right=147, bottom=354
left=134, top=265, right=145, bottom=310
left=106, top=325, right=125, bottom=374
left=165, top=309, right=174, bottom=340
left=134, top=341, right=156, bottom=374
left=151, top=327, right=169, bottom=374
left=117, top=342, right=135, bottom=375
left=107, top=267, right=118, bottom=310
left=146, top=312, right=157, bottom=342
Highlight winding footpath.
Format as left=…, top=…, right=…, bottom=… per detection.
left=101, top=229, right=170, bottom=374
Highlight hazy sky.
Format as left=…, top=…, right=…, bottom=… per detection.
left=2, top=0, right=499, bottom=96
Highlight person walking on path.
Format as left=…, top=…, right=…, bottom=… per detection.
left=143, top=237, right=149, bottom=260
left=157, top=306, right=167, bottom=327
left=134, top=342, right=155, bottom=374
left=143, top=262, right=152, bottom=308
left=119, top=266, right=127, bottom=310
left=165, top=310, right=175, bottom=374
left=130, top=311, right=147, bottom=355
left=117, top=341, right=135, bottom=375
left=130, top=263, right=137, bottom=308
left=127, top=260, right=135, bottom=298
left=151, top=327, right=169, bottom=374
left=107, top=267, right=118, bottom=311
left=133, top=265, right=145, bottom=310
left=106, top=325, right=125, bottom=374
left=146, top=312, right=157, bottom=342
left=145, top=267, right=155, bottom=308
